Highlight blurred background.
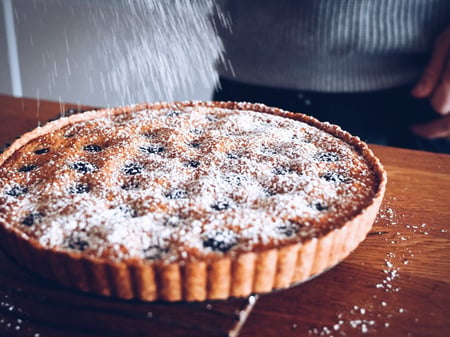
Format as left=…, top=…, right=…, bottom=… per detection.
left=0, top=0, right=223, bottom=107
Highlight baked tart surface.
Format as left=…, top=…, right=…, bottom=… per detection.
left=0, top=101, right=386, bottom=301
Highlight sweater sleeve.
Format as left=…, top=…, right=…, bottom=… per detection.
left=216, top=0, right=450, bottom=92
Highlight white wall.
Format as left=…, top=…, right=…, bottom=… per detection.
left=1, top=0, right=219, bottom=107
left=0, top=1, right=12, bottom=95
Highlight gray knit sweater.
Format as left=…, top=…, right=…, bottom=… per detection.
left=216, top=0, right=450, bottom=92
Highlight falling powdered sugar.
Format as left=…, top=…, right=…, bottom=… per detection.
left=89, top=0, right=229, bottom=104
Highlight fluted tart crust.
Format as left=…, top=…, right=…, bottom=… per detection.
left=0, top=101, right=386, bottom=301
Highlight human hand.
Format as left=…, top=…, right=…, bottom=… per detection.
left=411, top=25, right=450, bottom=140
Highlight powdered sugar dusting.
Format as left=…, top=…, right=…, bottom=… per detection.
left=0, top=104, right=378, bottom=262
left=91, top=0, right=228, bottom=104
left=0, top=289, right=42, bottom=337
left=305, top=197, right=446, bottom=337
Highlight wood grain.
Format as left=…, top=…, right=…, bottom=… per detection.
left=0, top=95, right=449, bottom=337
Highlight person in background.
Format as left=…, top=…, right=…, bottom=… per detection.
left=213, top=1, right=450, bottom=154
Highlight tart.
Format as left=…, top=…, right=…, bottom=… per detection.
left=0, top=101, right=386, bottom=302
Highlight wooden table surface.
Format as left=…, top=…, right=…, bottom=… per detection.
left=0, top=94, right=449, bottom=337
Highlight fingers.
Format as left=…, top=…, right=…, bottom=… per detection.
left=409, top=26, right=450, bottom=141
left=411, top=114, right=450, bottom=140
left=411, top=26, right=450, bottom=100
left=430, top=60, right=450, bottom=114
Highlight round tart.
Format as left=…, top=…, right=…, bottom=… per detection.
left=0, top=101, right=386, bottom=302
